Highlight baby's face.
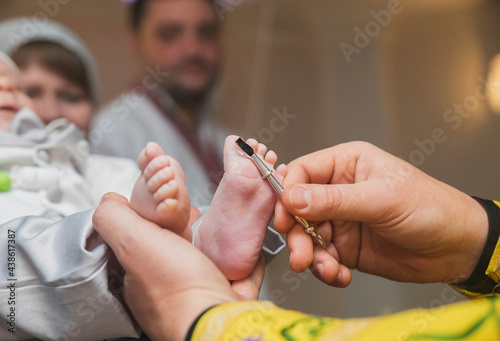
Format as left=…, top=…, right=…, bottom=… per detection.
left=0, top=59, right=34, bottom=130
left=19, top=63, right=93, bottom=132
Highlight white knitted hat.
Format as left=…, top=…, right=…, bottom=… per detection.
left=0, top=51, right=20, bottom=76
left=0, top=17, right=99, bottom=103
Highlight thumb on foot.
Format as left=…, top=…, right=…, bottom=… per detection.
left=282, top=182, right=382, bottom=223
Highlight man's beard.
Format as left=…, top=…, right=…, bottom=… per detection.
left=164, top=58, right=219, bottom=109
left=164, top=76, right=216, bottom=109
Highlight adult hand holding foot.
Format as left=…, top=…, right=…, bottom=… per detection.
left=274, top=141, right=489, bottom=287
left=92, top=193, right=264, bottom=341
left=92, top=142, right=500, bottom=340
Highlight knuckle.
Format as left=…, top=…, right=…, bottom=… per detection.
left=323, top=185, right=342, bottom=216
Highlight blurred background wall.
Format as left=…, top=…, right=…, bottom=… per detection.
left=2, top=0, right=500, bottom=319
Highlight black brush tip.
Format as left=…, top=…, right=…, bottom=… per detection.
left=235, top=138, right=254, bottom=156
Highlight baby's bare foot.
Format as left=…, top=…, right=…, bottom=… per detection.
left=196, top=135, right=280, bottom=280
left=130, top=142, right=190, bottom=236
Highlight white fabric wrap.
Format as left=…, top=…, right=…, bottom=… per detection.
left=0, top=110, right=141, bottom=340
left=0, top=210, right=141, bottom=340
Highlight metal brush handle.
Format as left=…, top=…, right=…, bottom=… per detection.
left=251, top=155, right=325, bottom=246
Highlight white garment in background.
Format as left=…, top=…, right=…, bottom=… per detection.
left=91, top=88, right=285, bottom=262
left=0, top=211, right=140, bottom=341
left=0, top=109, right=140, bottom=222
left=0, top=109, right=141, bottom=340
left=91, top=88, right=224, bottom=207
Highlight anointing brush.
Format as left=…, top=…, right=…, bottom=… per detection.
left=235, top=138, right=325, bottom=246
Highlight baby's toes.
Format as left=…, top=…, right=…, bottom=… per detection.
left=147, top=166, right=175, bottom=194
left=275, top=163, right=287, bottom=179
left=245, top=138, right=259, bottom=152
left=263, top=149, right=278, bottom=167
left=254, top=142, right=267, bottom=157
left=157, top=198, right=179, bottom=218
left=166, top=157, right=186, bottom=182
left=253, top=142, right=278, bottom=168
left=138, top=142, right=165, bottom=171
left=154, top=179, right=179, bottom=204
left=143, top=155, right=171, bottom=182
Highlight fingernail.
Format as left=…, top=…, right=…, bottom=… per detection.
left=100, top=193, right=111, bottom=204
left=289, top=186, right=311, bottom=209
left=317, top=263, right=324, bottom=277
left=331, top=270, right=343, bottom=287
left=336, top=270, right=343, bottom=284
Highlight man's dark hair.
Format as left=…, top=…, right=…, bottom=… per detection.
left=129, top=0, right=215, bottom=32
left=129, top=0, right=147, bottom=32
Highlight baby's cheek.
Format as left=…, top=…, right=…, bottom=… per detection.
left=16, top=92, right=35, bottom=111
left=65, top=102, right=92, bottom=132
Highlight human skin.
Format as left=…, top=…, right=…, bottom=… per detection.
left=130, top=0, right=221, bottom=114
left=274, top=141, right=489, bottom=287
left=93, top=141, right=491, bottom=339
left=0, top=59, right=34, bottom=130
left=18, top=63, right=93, bottom=132
left=93, top=193, right=264, bottom=341
left=130, top=136, right=281, bottom=281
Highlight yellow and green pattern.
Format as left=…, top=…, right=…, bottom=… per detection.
left=192, top=298, right=500, bottom=340
left=190, top=198, right=500, bottom=340
left=486, top=200, right=500, bottom=285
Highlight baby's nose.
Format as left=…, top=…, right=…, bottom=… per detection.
left=0, top=76, right=16, bottom=93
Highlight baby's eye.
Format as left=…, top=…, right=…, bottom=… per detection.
left=59, top=92, right=82, bottom=103
left=24, top=87, right=41, bottom=99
